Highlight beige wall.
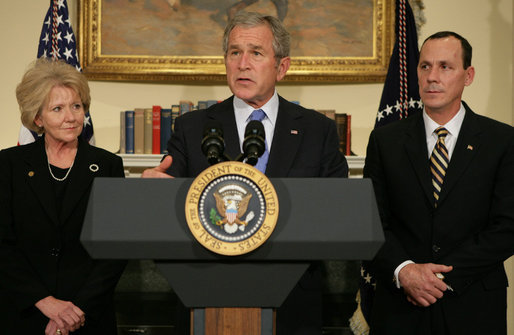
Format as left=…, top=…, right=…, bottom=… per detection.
left=0, top=0, right=512, bottom=332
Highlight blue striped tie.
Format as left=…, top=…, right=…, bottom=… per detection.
left=248, top=109, right=269, bottom=173
left=430, top=127, right=449, bottom=205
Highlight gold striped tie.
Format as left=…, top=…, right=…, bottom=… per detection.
left=430, top=127, right=449, bottom=205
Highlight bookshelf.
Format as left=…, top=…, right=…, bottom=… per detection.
left=119, top=154, right=365, bottom=178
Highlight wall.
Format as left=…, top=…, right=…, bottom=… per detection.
left=0, top=0, right=512, bottom=332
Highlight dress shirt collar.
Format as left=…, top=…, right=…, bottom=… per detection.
left=233, top=91, right=279, bottom=126
left=423, top=103, right=466, bottom=158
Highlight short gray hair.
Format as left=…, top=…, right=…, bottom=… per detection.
left=222, top=11, right=290, bottom=63
left=16, top=58, right=90, bottom=134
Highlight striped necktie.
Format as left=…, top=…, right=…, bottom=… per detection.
left=430, top=127, right=449, bottom=205
left=248, top=109, right=269, bottom=173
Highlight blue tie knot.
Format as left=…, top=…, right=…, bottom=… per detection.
left=249, top=109, right=266, bottom=122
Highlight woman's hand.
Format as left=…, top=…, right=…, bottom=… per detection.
left=35, top=296, right=85, bottom=334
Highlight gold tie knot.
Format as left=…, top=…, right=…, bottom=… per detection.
left=435, top=127, right=449, bottom=139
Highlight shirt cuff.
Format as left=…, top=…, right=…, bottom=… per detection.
left=394, top=260, right=415, bottom=289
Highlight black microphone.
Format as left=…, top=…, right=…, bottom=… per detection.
left=201, top=121, right=225, bottom=165
left=242, top=120, right=265, bottom=166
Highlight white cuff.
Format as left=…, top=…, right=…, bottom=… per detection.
left=394, top=260, right=415, bottom=289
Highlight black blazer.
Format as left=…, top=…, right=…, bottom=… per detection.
left=364, top=103, right=514, bottom=335
left=0, top=137, right=126, bottom=334
left=166, top=95, right=348, bottom=334
left=167, top=95, right=348, bottom=178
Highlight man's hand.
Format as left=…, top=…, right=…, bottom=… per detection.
left=141, top=155, right=174, bottom=178
left=398, top=263, right=453, bottom=307
left=35, top=296, right=85, bottom=334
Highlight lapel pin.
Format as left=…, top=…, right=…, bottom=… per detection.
left=290, top=129, right=298, bottom=135
left=89, top=164, right=99, bottom=172
left=28, top=171, right=35, bottom=177
left=467, top=145, right=473, bottom=150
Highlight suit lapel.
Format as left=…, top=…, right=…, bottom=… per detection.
left=403, top=113, right=434, bottom=203
left=265, top=96, right=303, bottom=177
left=437, top=106, right=481, bottom=205
left=24, top=138, right=60, bottom=226
left=60, top=138, right=96, bottom=224
left=207, top=97, right=242, bottom=161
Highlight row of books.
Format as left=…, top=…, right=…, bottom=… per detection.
left=119, top=102, right=351, bottom=156
left=316, top=110, right=352, bottom=156
left=120, top=100, right=220, bottom=154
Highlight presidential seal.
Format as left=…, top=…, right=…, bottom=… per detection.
left=185, top=161, right=279, bottom=256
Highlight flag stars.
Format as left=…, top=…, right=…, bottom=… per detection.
left=376, top=111, right=384, bottom=122
left=84, top=115, right=91, bottom=127
left=63, top=47, right=74, bottom=60
left=394, top=100, right=402, bottom=112
left=417, top=99, right=423, bottom=108
left=57, top=0, right=65, bottom=9
left=42, top=33, right=50, bottom=44
left=409, top=97, right=417, bottom=108
left=55, top=31, right=62, bottom=42
left=64, top=31, right=74, bottom=44
left=44, top=16, right=51, bottom=27
left=56, top=14, right=64, bottom=26
left=384, top=104, right=394, bottom=115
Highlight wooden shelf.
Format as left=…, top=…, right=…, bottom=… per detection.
left=119, top=154, right=364, bottom=178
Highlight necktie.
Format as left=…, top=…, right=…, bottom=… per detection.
left=248, top=109, right=269, bottom=173
left=430, top=127, right=449, bottom=204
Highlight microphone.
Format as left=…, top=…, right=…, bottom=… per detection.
left=201, top=121, right=225, bottom=165
left=242, top=120, right=266, bottom=166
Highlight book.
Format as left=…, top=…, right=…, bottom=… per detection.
left=119, top=111, right=126, bottom=154
left=179, top=100, right=193, bottom=115
left=160, top=108, right=172, bottom=154
left=171, top=105, right=180, bottom=132
left=206, top=100, right=218, bottom=107
left=152, top=105, right=161, bottom=154
left=346, top=114, right=352, bottom=156
left=144, top=108, right=153, bottom=154
left=334, top=113, right=348, bottom=155
left=125, top=110, right=135, bottom=154
left=197, top=100, right=208, bottom=110
left=315, top=109, right=335, bottom=120
left=134, top=108, right=144, bottom=154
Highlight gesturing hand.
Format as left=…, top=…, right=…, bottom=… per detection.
left=141, top=155, right=174, bottom=178
left=398, top=263, right=453, bottom=307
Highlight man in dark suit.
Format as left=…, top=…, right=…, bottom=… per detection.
left=143, top=11, right=347, bottom=334
left=365, top=31, right=514, bottom=335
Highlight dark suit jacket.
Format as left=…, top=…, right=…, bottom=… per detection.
left=0, top=136, right=126, bottom=334
left=166, top=95, right=348, bottom=334
left=167, top=95, right=348, bottom=178
left=364, top=103, right=514, bottom=335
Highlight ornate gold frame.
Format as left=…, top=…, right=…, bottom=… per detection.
left=79, top=0, right=394, bottom=83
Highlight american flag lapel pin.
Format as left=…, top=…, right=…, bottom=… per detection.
left=290, top=129, right=298, bottom=135
left=467, top=145, right=473, bottom=150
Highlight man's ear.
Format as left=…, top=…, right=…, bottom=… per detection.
left=276, top=56, right=290, bottom=82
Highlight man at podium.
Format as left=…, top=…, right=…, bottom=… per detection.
left=143, top=11, right=348, bottom=335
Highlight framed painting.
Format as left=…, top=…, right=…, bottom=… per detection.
left=79, top=0, right=394, bottom=82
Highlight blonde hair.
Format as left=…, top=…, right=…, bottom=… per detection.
left=16, top=58, right=91, bottom=134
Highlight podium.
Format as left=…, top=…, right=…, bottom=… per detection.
left=81, top=178, right=383, bottom=334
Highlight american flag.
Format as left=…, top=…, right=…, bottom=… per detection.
left=374, top=0, right=422, bottom=128
left=18, top=0, right=95, bottom=145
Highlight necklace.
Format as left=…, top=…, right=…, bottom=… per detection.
left=48, top=160, right=74, bottom=182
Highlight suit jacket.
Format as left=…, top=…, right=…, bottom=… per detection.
left=166, top=95, right=348, bottom=334
left=364, top=103, right=514, bottom=335
left=0, top=136, right=126, bottom=334
left=167, top=95, right=348, bottom=178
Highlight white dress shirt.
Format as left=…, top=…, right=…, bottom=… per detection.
left=233, top=91, right=279, bottom=153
